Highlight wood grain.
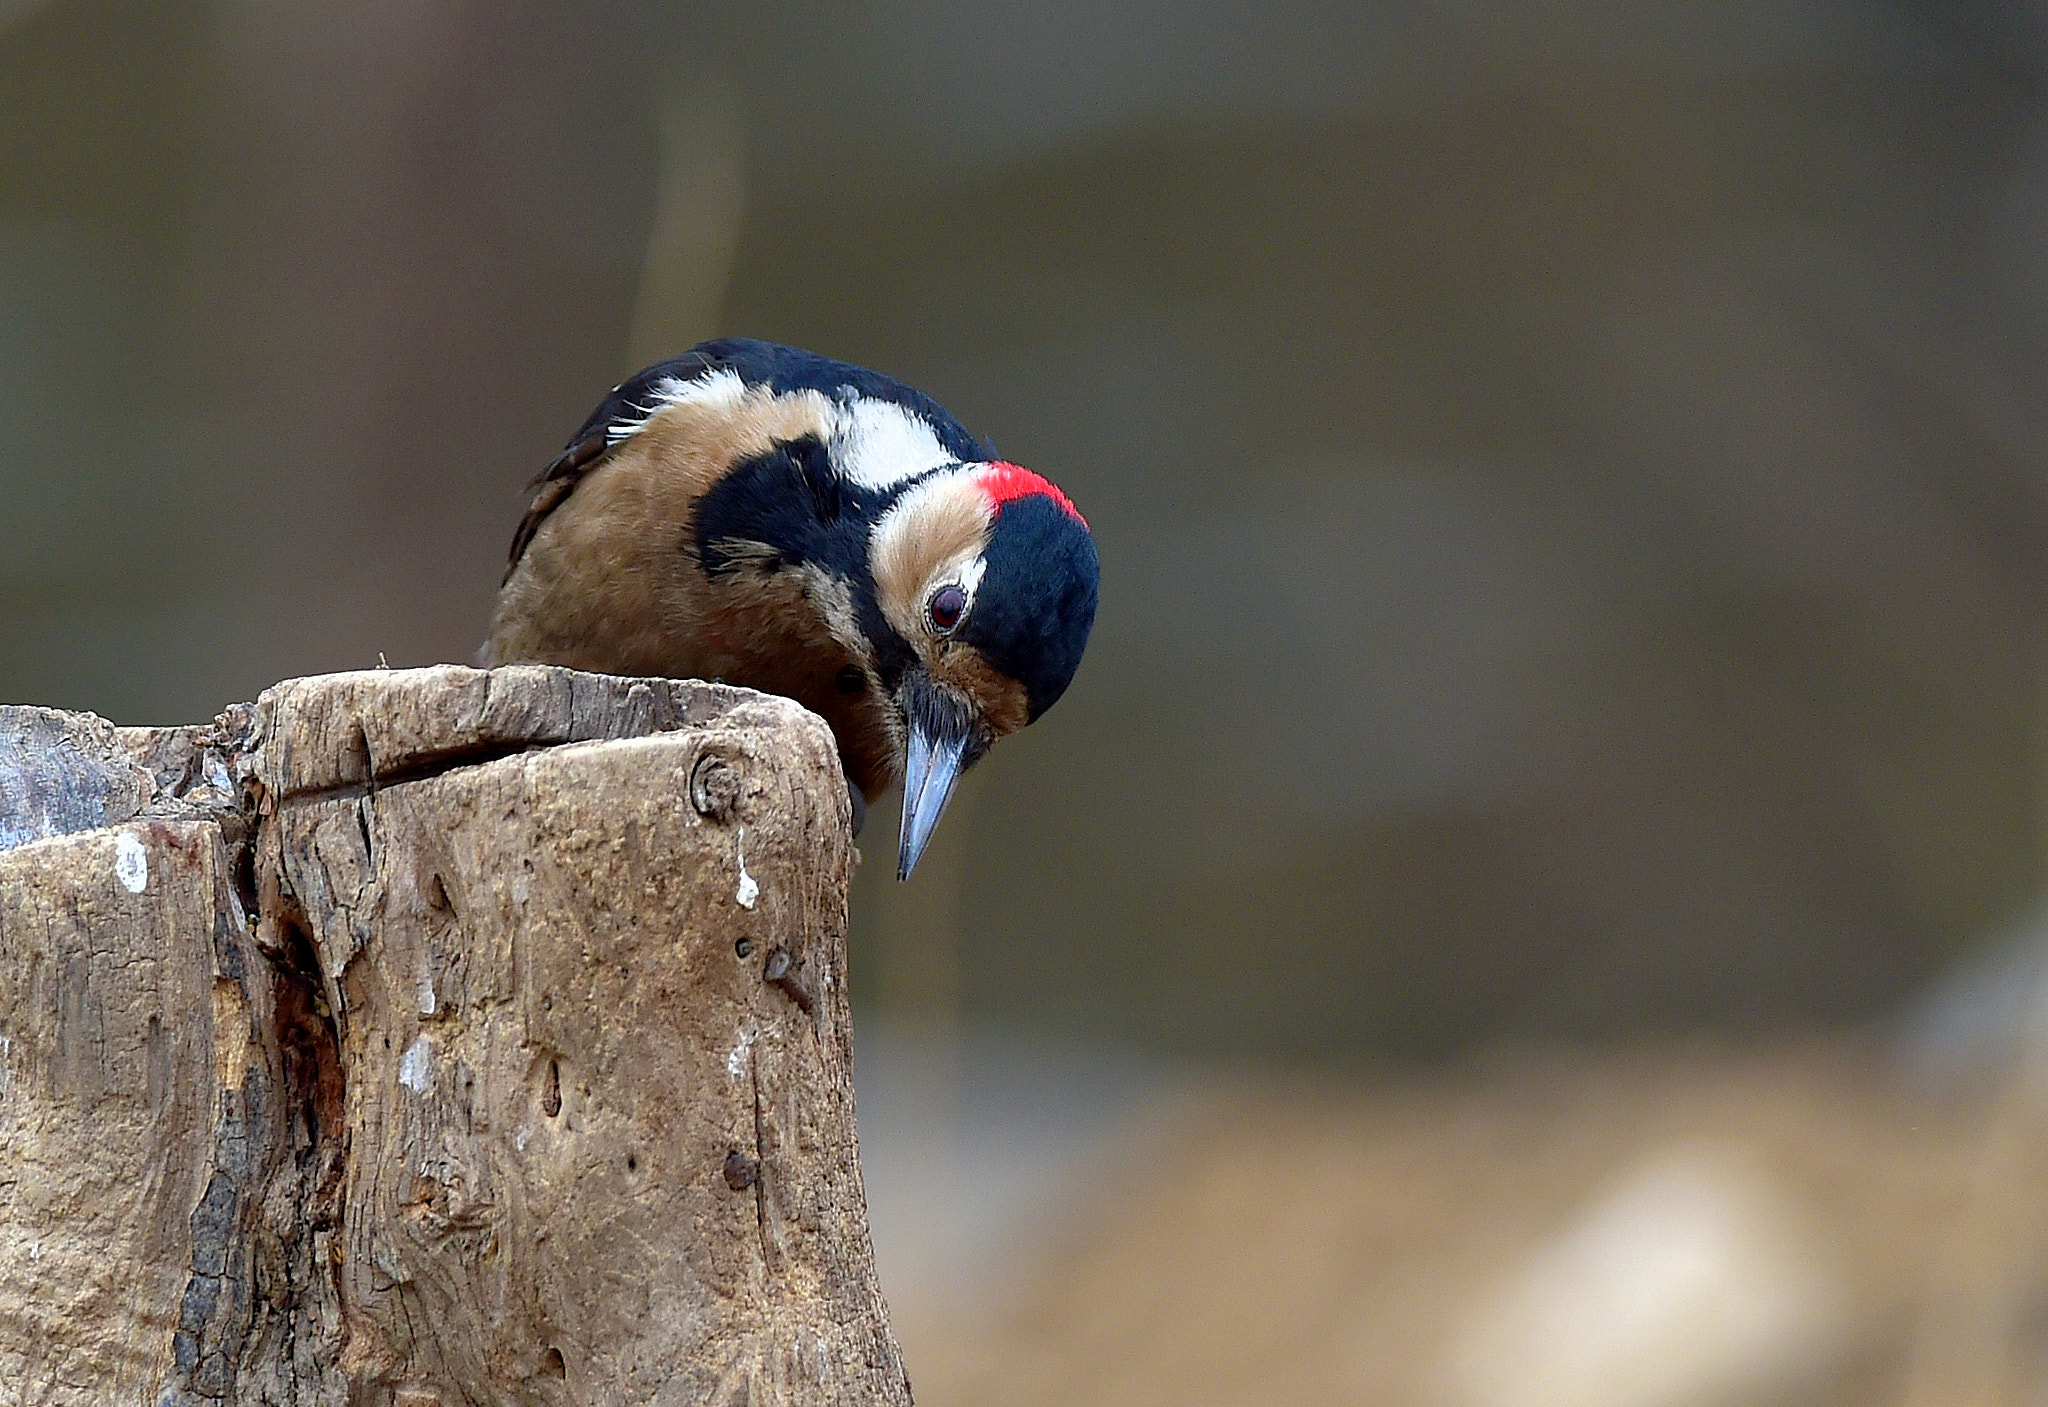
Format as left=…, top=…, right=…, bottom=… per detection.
left=0, top=666, right=908, bottom=1405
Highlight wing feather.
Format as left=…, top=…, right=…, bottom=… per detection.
left=502, top=348, right=720, bottom=580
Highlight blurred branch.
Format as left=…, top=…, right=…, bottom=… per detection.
left=0, top=0, right=51, bottom=40
left=625, top=72, right=746, bottom=370
left=1899, top=928, right=2048, bottom=1404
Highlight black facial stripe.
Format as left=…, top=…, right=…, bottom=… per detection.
left=794, top=434, right=843, bottom=525
left=524, top=339, right=996, bottom=588
left=693, top=435, right=885, bottom=580
left=957, top=496, right=1100, bottom=721
left=856, top=580, right=917, bottom=690
left=689, top=433, right=923, bottom=691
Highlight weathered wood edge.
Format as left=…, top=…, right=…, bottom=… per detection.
left=1, top=664, right=850, bottom=849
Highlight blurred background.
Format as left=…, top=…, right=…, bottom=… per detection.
left=10, top=0, right=2048, bottom=1400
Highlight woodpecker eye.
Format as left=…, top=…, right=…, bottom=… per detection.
left=928, top=584, right=967, bottom=634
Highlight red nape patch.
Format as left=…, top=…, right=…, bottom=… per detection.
left=975, top=462, right=1087, bottom=527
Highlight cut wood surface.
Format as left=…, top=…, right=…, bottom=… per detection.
left=0, top=665, right=911, bottom=1406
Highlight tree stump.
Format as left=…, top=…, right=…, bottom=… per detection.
left=0, top=665, right=913, bottom=1406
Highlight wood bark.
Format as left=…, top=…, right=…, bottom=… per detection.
left=0, top=665, right=912, bottom=1406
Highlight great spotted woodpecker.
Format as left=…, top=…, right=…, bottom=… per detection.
left=486, top=339, right=1099, bottom=878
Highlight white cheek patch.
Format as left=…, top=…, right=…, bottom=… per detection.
left=606, top=366, right=749, bottom=444
left=829, top=398, right=957, bottom=490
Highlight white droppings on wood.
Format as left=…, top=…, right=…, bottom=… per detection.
left=399, top=1035, right=434, bottom=1092
left=735, top=827, right=760, bottom=909
left=727, top=1027, right=757, bottom=1078
left=416, top=953, right=437, bottom=1016
left=113, top=831, right=147, bottom=894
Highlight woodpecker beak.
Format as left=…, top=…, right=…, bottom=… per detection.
left=898, top=673, right=973, bottom=880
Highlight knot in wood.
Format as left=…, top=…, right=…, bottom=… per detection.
left=762, top=948, right=817, bottom=1015
left=688, top=752, right=742, bottom=821
left=722, top=1150, right=760, bottom=1191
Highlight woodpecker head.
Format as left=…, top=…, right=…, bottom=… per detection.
left=869, top=461, right=1098, bottom=876
left=492, top=338, right=1098, bottom=879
